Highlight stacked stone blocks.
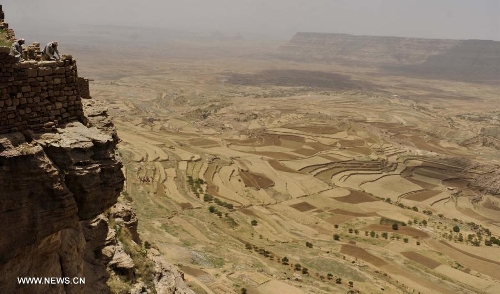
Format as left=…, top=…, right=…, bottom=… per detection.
left=23, top=42, right=42, bottom=61
left=77, top=77, right=91, bottom=99
left=0, top=52, right=85, bottom=133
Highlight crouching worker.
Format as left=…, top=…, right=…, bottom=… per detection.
left=42, top=41, right=60, bottom=60
left=10, top=38, right=25, bottom=61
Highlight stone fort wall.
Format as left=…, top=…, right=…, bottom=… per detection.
left=0, top=4, right=89, bottom=134
left=0, top=51, right=85, bottom=133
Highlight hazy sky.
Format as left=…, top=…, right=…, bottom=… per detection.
left=2, top=0, right=499, bottom=40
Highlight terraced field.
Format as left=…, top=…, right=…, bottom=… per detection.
left=72, top=40, right=500, bottom=294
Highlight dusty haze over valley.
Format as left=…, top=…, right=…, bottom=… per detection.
left=1, top=1, right=500, bottom=294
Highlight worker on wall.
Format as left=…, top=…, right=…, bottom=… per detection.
left=10, top=38, right=25, bottom=61
left=42, top=41, right=60, bottom=60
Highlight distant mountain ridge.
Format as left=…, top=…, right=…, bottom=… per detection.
left=280, top=32, right=500, bottom=82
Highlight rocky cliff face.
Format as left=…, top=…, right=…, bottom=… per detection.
left=0, top=6, right=194, bottom=293
left=0, top=101, right=124, bottom=294
left=280, top=32, right=500, bottom=82
left=0, top=95, right=194, bottom=294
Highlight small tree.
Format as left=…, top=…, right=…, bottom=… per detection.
left=302, top=267, right=309, bottom=275
left=354, top=229, right=359, bottom=235
left=453, top=225, right=460, bottom=233
left=327, top=273, right=333, bottom=280
left=421, top=220, right=427, bottom=226
left=334, top=224, right=339, bottom=229
left=381, top=232, right=388, bottom=239
left=251, top=219, right=258, bottom=226
left=392, top=223, right=399, bottom=230
left=305, top=241, right=313, bottom=248
left=336, top=277, right=342, bottom=284
left=403, top=238, right=409, bottom=243
left=281, top=257, right=289, bottom=265
left=209, top=206, right=216, bottom=213
left=333, top=234, right=340, bottom=241
left=484, top=228, right=492, bottom=236
left=370, top=231, right=375, bottom=238
left=241, top=288, right=247, bottom=294
left=294, top=263, right=302, bottom=271
left=349, top=281, right=354, bottom=287
left=348, top=228, right=353, bottom=234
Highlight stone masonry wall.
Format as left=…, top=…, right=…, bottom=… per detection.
left=77, top=77, right=91, bottom=99
left=0, top=51, right=84, bottom=133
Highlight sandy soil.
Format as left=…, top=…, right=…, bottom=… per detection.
left=72, top=39, right=500, bottom=294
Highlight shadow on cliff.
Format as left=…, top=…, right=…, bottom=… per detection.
left=227, top=69, right=373, bottom=91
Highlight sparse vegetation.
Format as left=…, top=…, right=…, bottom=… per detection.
left=99, top=30, right=500, bottom=294
left=0, top=29, right=12, bottom=47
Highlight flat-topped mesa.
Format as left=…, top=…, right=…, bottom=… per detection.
left=0, top=53, right=86, bottom=133
left=281, top=32, right=500, bottom=81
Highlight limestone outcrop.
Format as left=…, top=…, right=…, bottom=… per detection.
left=472, top=168, right=500, bottom=196
left=0, top=6, right=125, bottom=293
left=0, top=106, right=124, bottom=293
left=150, top=256, right=195, bottom=294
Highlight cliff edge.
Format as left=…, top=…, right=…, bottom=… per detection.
left=0, top=6, right=193, bottom=294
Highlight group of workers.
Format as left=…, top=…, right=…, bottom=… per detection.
left=10, top=38, right=60, bottom=61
